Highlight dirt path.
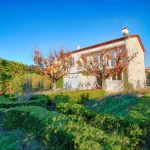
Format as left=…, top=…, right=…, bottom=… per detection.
left=34, top=89, right=119, bottom=96
left=105, top=90, right=120, bottom=96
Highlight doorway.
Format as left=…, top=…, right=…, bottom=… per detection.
left=97, top=77, right=102, bottom=87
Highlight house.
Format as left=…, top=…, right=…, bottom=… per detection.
left=64, top=28, right=146, bottom=91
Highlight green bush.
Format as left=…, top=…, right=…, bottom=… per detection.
left=3, top=106, right=131, bottom=149
left=30, top=94, right=46, bottom=100
left=0, top=129, right=46, bottom=150
left=0, top=58, right=53, bottom=93
left=56, top=77, right=63, bottom=88
left=46, top=93, right=61, bottom=105
left=1, top=91, right=150, bottom=149
left=31, top=94, right=53, bottom=105
left=0, top=97, right=48, bottom=108
left=86, top=94, right=139, bottom=116
left=0, top=94, right=55, bottom=108
left=0, top=108, right=5, bottom=116
left=0, top=96, right=5, bottom=101
left=56, top=102, right=122, bottom=132
left=52, top=90, right=105, bottom=105
left=3, top=93, right=16, bottom=98
left=56, top=94, right=150, bottom=149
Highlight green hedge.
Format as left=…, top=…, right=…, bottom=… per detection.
left=3, top=106, right=131, bottom=149
left=0, top=97, right=48, bottom=108
left=0, top=96, right=5, bottom=101
left=31, top=94, right=53, bottom=105
left=0, top=108, right=5, bottom=116
left=56, top=95, right=150, bottom=149
left=48, top=90, right=105, bottom=104
left=85, top=94, right=139, bottom=116
left=56, top=102, right=125, bottom=132
left=0, top=93, right=56, bottom=109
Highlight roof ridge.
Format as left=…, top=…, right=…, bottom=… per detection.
left=71, top=34, right=145, bottom=53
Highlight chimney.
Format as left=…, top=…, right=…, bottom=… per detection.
left=122, top=27, right=129, bottom=37
left=77, top=45, right=80, bottom=49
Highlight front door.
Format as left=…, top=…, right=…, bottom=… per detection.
left=67, top=74, right=78, bottom=89
left=97, top=77, right=102, bottom=87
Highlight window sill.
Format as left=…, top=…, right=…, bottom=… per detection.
left=109, top=80, right=122, bottom=83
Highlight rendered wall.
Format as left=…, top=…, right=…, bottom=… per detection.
left=125, top=36, right=146, bottom=89
left=64, top=36, right=146, bottom=91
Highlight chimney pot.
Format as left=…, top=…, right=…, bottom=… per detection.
left=122, top=27, right=129, bottom=37
left=77, top=45, right=80, bottom=49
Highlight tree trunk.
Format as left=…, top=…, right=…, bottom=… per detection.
left=53, top=82, right=57, bottom=92
left=102, top=79, right=106, bottom=90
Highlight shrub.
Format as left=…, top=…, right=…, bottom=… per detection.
left=56, top=101, right=122, bottom=132
left=51, top=90, right=105, bottom=105
left=46, top=93, right=60, bottom=104
left=31, top=94, right=53, bottom=105
left=0, top=96, right=5, bottom=101
left=86, top=94, right=139, bottom=116
left=30, top=94, right=46, bottom=100
left=56, top=94, right=150, bottom=149
left=0, top=129, right=46, bottom=150
left=0, top=97, right=48, bottom=108
left=3, top=106, right=130, bottom=149
left=56, top=77, right=63, bottom=88
left=3, top=93, right=16, bottom=101
left=0, top=108, right=5, bottom=116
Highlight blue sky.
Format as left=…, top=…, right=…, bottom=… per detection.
left=0, top=0, right=150, bottom=67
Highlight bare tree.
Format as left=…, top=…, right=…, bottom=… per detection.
left=76, top=47, right=137, bottom=89
left=33, top=48, right=72, bottom=92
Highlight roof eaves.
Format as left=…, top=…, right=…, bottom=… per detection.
left=71, top=37, right=125, bottom=54
left=129, top=34, right=145, bottom=52
left=71, top=34, right=145, bottom=54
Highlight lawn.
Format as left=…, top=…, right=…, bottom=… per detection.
left=0, top=90, right=150, bottom=149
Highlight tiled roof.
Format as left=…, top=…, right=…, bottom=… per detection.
left=71, top=34, right=145, bottom=54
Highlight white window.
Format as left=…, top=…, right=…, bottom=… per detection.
left=110, top=51, right=115, bottom=67
left=95, top=54, right=102, bottom=68
left=70, top=57, right=74, bottom=66
left=112, top=73, right=122, bottom=81
left=98, top=55, right=103, bottom=68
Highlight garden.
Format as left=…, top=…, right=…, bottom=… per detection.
left=0, top=88, right=150, bottom=149
left=1, top=50, right=150, bottom=149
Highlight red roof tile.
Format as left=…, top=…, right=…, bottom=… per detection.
left=71, top=34, right=145, bottom=54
